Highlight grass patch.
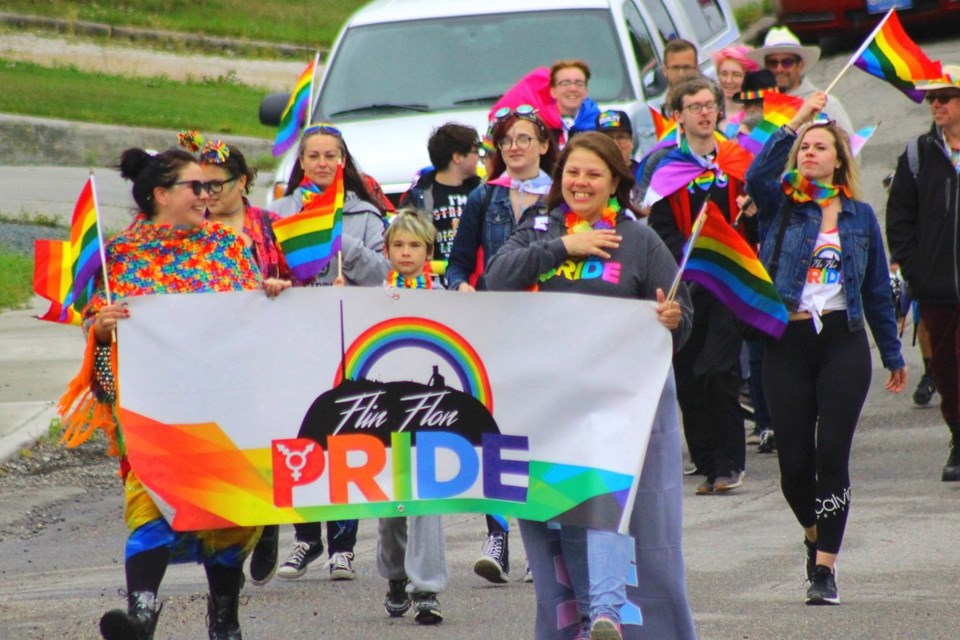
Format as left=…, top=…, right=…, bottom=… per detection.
left=734, top=0, right=773, bottom=31
left=0, top=211, right=65, bottom=228
left=0, top=248, right=34, bottom=311
left=0, top=58, right=273, bottom=137
left=1, top=0, right=367, bottom=48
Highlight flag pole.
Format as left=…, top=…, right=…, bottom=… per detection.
left=337, top=250, right=343, bottom=280
left=89, top=173, right=112, bottom=307
left=823, top=8, right=894, bottom=95
left=667, top=195, right=710, bottom=302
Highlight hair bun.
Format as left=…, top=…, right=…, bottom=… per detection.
left=118, top=148, right=154, bottom=181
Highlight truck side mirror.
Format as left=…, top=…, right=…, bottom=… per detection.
left=259, top=92, right=291, bottom=127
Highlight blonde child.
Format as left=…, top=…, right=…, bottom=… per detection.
left=375, top=208, right=448, bottom=624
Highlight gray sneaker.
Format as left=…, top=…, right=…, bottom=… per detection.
left=412, top=592, right=443, bottom=624
left=329, top=551, right=356, bottom=580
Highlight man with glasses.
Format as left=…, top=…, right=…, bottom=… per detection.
left=745, top=26, right=853, bottom=133
left=658, top=39, right=700, bottom=118
left=886, top=65, right=960, bottom=483
left=548, top=59, right=600, bottom=147
left=400, top=123, right=482, bottom=278
left=646, top=76, right=755, bottom=495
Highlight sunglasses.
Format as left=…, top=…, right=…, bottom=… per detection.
left=765, top=56, right=799, bottom=70
left=173, top=177, right=238, bottom=196
left=303, top=123, right=343, bottom=137
left=925, top=93, right=960, bottom=105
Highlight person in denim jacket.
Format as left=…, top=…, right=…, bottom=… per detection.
left=745, top=92, right=906, bottom=606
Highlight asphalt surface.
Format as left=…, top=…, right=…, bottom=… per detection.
left=2, top=24, right=960, bottom=640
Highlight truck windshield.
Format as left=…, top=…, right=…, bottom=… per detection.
left=315, top=9, right=632, bottom=120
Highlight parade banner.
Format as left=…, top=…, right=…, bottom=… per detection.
left=116, top=287, right=673, bottom=533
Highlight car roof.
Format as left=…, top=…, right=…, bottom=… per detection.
left=348, top=0, right=613, bottom=26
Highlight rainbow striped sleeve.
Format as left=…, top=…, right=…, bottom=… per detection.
left=853, top=9, right=942, bottom=103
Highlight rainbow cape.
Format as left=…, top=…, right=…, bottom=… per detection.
left=33, top=177, right=104, bottom=325
left=272, top=52, right=320, bottom=157
left=743, top=92, right=804, bottom=155
left=641, top=137, right=753, bottom=208
left=851, top=9, right=942, bottom=103
left=680, top=201, right=788, bottom=339
left=272, top=165, right=344, bottom=282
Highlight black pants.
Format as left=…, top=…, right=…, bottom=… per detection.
left=674, top=287, right=745, bottom=481
left=762, top=312, right=871, bottom=554
left=294, top=520, right=358, bottom=554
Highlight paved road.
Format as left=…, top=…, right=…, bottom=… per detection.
left=3, top=31, right=960, bottom=640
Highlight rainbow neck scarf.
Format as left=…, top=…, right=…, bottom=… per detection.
left=781, top=170, right=851, bottom=206
left=564, top=200, right=619, bottom=234
left=299, top=177, right=325, bottom=208
left=386, top=270, right=432, bottom=289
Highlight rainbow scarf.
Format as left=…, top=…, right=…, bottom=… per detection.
left=386, top=270, right=432, bottom=289
left=781, top=170, right=851, bottom=207
left=564, top=200, right=619, bottom=233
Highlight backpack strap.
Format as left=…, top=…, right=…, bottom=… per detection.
left=906, top=135, right=921, bottom=180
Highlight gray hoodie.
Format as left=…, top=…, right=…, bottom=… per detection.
left=270, top=190, right=389, bottom=286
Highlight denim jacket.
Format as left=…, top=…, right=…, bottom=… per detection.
left=446, top=183, right=546, bottom=291
left=746, top=126, right=904, bottom=371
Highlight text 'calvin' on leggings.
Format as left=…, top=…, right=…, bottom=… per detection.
left=762, top=312, right=871, bottom=554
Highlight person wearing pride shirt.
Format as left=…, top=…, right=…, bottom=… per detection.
left=262, top=124, right=389, bottom=583
left=486, top=132, right=695, bottom=640
left=745, top=92, right=906, bottom=605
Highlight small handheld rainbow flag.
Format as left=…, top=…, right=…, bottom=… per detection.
left=272, top=164, right=344, bottom=282
left=851, top=9, right=942, bottom=103
left=649, top=105, right=678, bottom=142
left=272, top=52, right=320, bottom=157
left=679, top=201, right=788, bottom=339
left=744, top=91, right=804, bottom=154
left=33, top=176, right=108, bottom=325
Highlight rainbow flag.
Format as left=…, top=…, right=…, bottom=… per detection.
left=32, top=177, right=105, bottom=324
left=649, top=105, right=678, bottom=142
left=272, top=164, right=344, bottom=282
left=852, top=9, right=942, bottom=103
left=744, top=91, right=804, bottom=154
left=680, top=201, right=788, bottom=339
left=33, top=239, right=82, bottom=325
left=272, top=52, right=320, bottom=157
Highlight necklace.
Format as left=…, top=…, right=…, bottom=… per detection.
left=386, top=270, right=432, bottom=289
left=564, top=199, right=620, bottom=234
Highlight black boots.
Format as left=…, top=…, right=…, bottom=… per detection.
left=207, top=592, right=242, bottom=640
left=943, top=426, right=960, bottom=482
left=100, top=591, right=161, bottom=640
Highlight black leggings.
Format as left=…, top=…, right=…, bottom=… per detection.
left=762, top=312, right=871, bottom=555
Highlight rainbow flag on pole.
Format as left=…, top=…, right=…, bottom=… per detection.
left=852, top=9, right=942, bottom=103
left=33, top=177, right=106, bottom=325
left=743, top=91, right=804, bottom=154
left=272, top=165, right=344, bottom=282
left=680, top=201, right=788, bottom=339
left=272, top=52, right=320, bottom=157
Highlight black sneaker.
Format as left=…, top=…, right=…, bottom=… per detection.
left=805, top=565, right=839, bottom=605
left=249, top=524, right=279, bottom=586
left=757, top=429, right=776, bottom=453
left=473, top=531, right=509, bottom=583
left=384, top=579, right=411, bottom=617
left=277, top=540, right=324, bottom=579
left=913, top=373, right=936, bottom=406
left=412, top=592, right=443, bottom=625
left=803, top=538, right=817, bottom=583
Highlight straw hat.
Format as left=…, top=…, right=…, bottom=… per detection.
left=915, top=64, right=960, bottom=91
left=745, top=26, right=821, bottom=69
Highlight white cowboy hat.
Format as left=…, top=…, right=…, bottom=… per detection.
left=745, top=26, right=821, bottom=69
left=915, top=64, right=960, bottom=91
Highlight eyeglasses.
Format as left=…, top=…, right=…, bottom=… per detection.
left=303, top=123, right=343, bottom=137
left=555, top=79, right=587, bottom=88
left=204, top=175, right=239, bottom=194
left=666, top=64, right=697, bottom=72
left=681, top=101, right=719, bottom=114
left=173, top=177, right=238, bottom=196
left=497, top=134, right=535, bottom=150
left=765, top=56, right=799, bottom=70
left=925, top=93, right=960, bottom=105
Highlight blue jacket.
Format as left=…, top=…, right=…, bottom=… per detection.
left=446, top=183, right=546, bottom=291
left=746, top=127, right=904, bottom=371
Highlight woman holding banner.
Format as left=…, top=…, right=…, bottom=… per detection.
left=485, top=132, right=695, bottom=640
left=59, top=147, right=265, bottom=639
left=745, top=92, right=906, bottom=605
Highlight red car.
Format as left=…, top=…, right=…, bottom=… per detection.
left=774, top=0, right=960, bottom=42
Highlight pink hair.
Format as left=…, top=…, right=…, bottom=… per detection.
left=711, top=45, right=759, bottom=73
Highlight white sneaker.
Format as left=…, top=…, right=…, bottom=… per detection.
left=329, top=551, right=356, bottom=580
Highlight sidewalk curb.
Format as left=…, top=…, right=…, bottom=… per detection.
left=0, top=401, right=56, bottom=463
